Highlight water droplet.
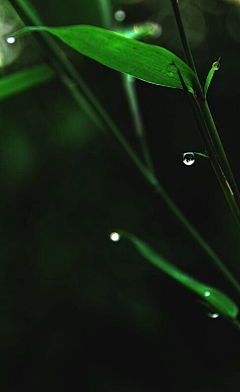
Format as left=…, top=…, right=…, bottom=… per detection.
left=204, top=291, right=211, bottom=297
left=212, top=61, right=220, bottom=70
left=114, top=10, right=126, bottom=22
left=208, top=312, right=219, bottom=319
left=182, top=152, right=195, bottom=166
left=110, top=232, right=120, bottom=242
left=6, top=36, right=15, bottom=44
left=166, top=62, right=176, bottom=77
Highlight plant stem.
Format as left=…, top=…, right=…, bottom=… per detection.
left=122, top=74, right=156, bottom=175
left=98, top=0, right=113, bottom=30
left=98, top=0, right=155, bottom=174
left=98, top=0, right=240, bottom=294
left=170, top=0, right=199, bottom=79
left=155, top=182, right=240, bottom=295
left=9, top=0, right=240, bottom=295
left=171, top=0, right=240, bottom=227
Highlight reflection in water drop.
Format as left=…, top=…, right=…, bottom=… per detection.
left=182, top=152, right=196, bottom=166
left=114, top=10, right=126, bottom=22
left=208, top=312, right=219, bottom=319
left=6, top=36, right=15, bottom=44
left=110, top=232, right=120, bottom=242
left=212, top=60, right=220, bottom=70
left=204, top=291, right=211, bottom=297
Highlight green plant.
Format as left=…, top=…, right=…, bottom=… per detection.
left=1, top=0, right=240, bottom=391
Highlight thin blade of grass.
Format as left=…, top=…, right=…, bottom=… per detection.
left=118, top=230, right=239, bottom=319
left=0, top=63, right=54, bottom=101
left=11, top=25, right=198, bottom=92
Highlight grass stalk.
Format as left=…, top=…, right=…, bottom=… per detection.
left=98, top=0, right=155, bottom=174
left=98, top=0, right=113, bottom=30
left=171, top=0, right=240, bottom=227
left=122, top=74, right=156, bottom=175
left=10, top=0, right=240, bottom=295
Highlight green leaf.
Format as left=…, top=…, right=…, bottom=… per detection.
left=0, top=64, right=54, bottom=101
left=12, top=25, right=198, bottom=93
left=117, top=231, right=239, bottom=319
left=204, top=57, right=221, bottom=97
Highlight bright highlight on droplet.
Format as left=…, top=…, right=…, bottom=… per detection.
left=182, top=152, right=196, bottom=166
left=6, top=36, right=15, bottom=44
left=204, top=291, right=211, bottom=297
left=209, top=313, right=219, bottom=319
left=114, top=10, right=126, bottom=22
left=110, top=232, right=120, bottom=242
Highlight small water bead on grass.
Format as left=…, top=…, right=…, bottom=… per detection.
left=6, top=36, right=15, bottom=44
left=204, top=291, right=211, bottom=297
left=110, top=232, right=121, bottom=242
left=117, top=231, right=239, bottom=319
left=182, top=152, right=195, bottom=166
left=166, top=62, right=176, bottom=77
left=208, top=312, right=220, bottom=319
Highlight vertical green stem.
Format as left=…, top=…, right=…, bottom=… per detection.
left=155, top=182, right=240, bottom=295
left=122, top=74, right=155, bottom=174
left=98, top=0, right=113, bottom=30
left=171, top=0, right=240, bottom=227
left=98, top=0, right=155, bottom=174
left=198, top=100, right=240, bottom=208
left=170, top=0, right=200, bottom=82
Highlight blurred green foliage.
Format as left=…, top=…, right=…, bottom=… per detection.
left=0, top=0, right=240, bottom=391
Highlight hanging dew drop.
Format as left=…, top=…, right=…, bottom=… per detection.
left=110, top=232, right=121, bottom=242
left=182, top=152, right=195, bottom=166
left=6, top=36, right=15, bottom=44
left=204, top=291, right=211, bottom=297
left=208, top=312, right=220, bottom=319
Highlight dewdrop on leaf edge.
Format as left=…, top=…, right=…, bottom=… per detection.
left=110, top=232, right=120, bottom=242
left=182, top=152, right=195, bottom=166
left=6, top=36, right=15, bottom=44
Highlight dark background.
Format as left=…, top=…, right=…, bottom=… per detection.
left=1, top=0, right=240, bottom=391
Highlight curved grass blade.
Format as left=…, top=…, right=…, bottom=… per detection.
left=0, top=63, right=54, bottom=101
left=117, top=230, right=239, bottom=319
left=11, top=25, right=198, bottom=93
left=204, top=57, right=221, bottom=97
